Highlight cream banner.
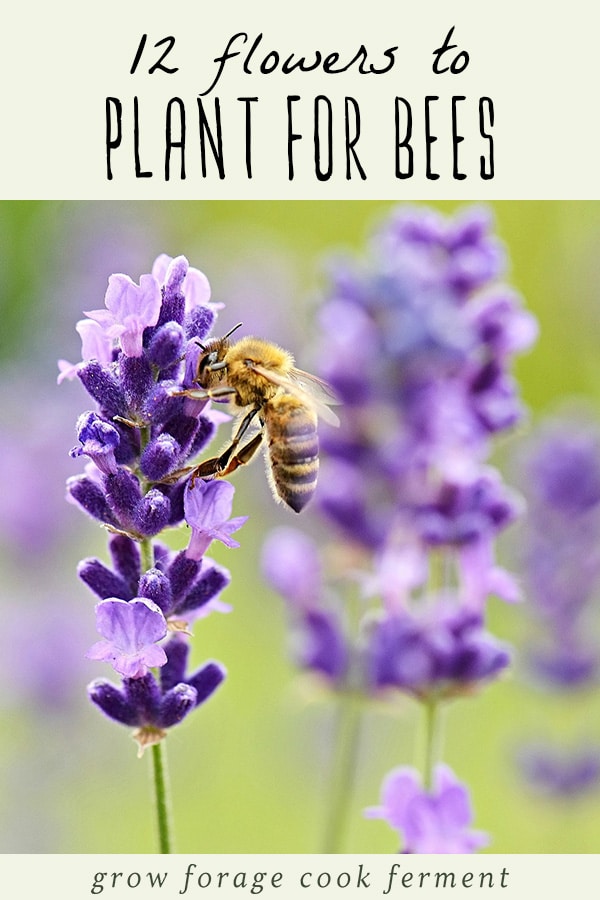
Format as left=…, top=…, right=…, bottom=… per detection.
left=1, top=0, right=597, bottom=198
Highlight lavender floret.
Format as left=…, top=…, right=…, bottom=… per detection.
left=365, top=763, right=489, bottom=853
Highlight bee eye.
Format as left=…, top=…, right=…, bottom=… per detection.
left=199, top=350, right=219, bottom=373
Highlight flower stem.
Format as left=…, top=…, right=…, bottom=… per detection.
left=421, top=696, right=441, bottom=791
left=321, top=693, right=363, bottom=853
left=140, top=536, right=153, bottom=574
left=150, top=741, right=174, bottom=853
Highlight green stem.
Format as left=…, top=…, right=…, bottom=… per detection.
left=428, top=547, right=455, bottom=595
left=140, top=536, right=153, bottom=574
left=421, top=696, right=440, bottom=791
left=151, top=741, right=174, bottom=853
left=321, top=693, right=363, bottom=853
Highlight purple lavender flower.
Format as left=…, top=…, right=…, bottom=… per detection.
left=457, top=537, right=521, bottom=611
left=526, top=644, right=598, bottom=688
left=296, top=609, right=350, bottom=683
left=89, top=635, right=225, bottom=752
left=263, top=206, right=534, bottom=706
left=415, top=469, right=521, bottom=548
left=57, top=318, right=114, bottom=383
left=79, top=534, right=232, bottom=625
left=374, top=205, right=505, bottom=301
left=516, top=413, right=600, bottom=690
left=367, top=603, right=510, bottom=700
left=314, top=205, right=536, bottom=553
left=70, top=411, right=120, bottom=476
left=85, top=272, right=162, bottom=357
left=468, top=288, right=539, bottom=358
left=151, top=253, right=215, bottom=314
left=86, top=598, right=168, bottom=678
left=511, top=412, right=600, bottom=802
left=522, top=418, right=600, bottom=515
left=184, top=480, right=248, bottom=560
left=365, top=763, right=489, bottom=853
left=61, top=253, right=246, bottom=743
left=517, top=742, right=600, bottom=798
left=63, top=255, right=226, bottom=542
left=259, top=206, right=535, bottom=855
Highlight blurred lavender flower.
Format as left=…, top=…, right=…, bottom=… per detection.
left=262, top=528, right=350, bottom=687
left=264, top=206, right=535, bottom=701
left=61, top=253, right=246, bottom=746
left=513, top=411, right=600, bottom=800
left=262, top=527, right=323, bottom=609
left=365, top=763, right=489, bottom=853
left=315, top=205, right=537, bottom=550
left=262, top=205, right=536, bottom=850
left=367, top=602, right=511, bottom=700
left=517, top=742, right=600, bottom=798
left=516, top=413, right=600, bottom=689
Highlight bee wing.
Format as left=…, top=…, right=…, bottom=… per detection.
left=288, top=368, right=340, bottom=405
left=249, top=363, right=341, bottom=427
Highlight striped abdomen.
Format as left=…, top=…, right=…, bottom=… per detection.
left=265, top=394, right=319, bottom=513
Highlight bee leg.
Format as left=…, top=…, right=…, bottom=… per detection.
left=172, top=386, right=238, bottom=401
left=189, top=405, right=263, bottom=485
left=217, top=432, right=264, bottom=474
left=193, top=432, right=265, bottom=485
left=188, top=435, right=260, bottom=483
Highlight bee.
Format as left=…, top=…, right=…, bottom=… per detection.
left=175, top=325, right=340, bottom=512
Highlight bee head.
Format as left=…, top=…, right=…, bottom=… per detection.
left=194, top=323, right=243, bottom=387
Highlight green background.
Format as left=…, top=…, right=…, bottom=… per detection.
left=0, top=201, right=599, bottom=854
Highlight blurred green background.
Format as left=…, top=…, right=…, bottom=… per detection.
left=1, top=200, right=599, bottom=854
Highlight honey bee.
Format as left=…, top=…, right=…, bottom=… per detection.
left=175, top=325, right=340, bottom=512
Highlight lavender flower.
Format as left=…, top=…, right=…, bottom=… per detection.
left=184, top=480, right=248, bottom=560
left=63, top=255, right=217, bottom=542
left=79, top=533, right=231, bottom=624
left=86, top=598, right=168, bottom=678
left=262, top=205, right=536, bottom=851
left=57, top=318, right=114, bottom=383
left=516, top=413, right=600, bottom=689
left=84, top=272, right=162, bottom=357
left=365, top=764, right=489, bottom=853
left=70, top=411, right=120, bottom=476
left=367, top=603, right=511, bottom=700
left=61, top=253, right=245, bottom=748
left=89, top=635, right=225, bottom=754
left=314, top=207, right=536, bottom=544
left=264, top=206, right=534, bottom=699
left=513, top=411, right=600, bottom=800
left=517, top=742, right=600, bottom=798
left=262, top=527, right=323, bottom=609
left=151, top=253, right=214, bottom=313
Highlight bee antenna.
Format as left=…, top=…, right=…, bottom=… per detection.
left=178, top=336, right=205, bottom=364
left=224, top=322, right=243, bottom=340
